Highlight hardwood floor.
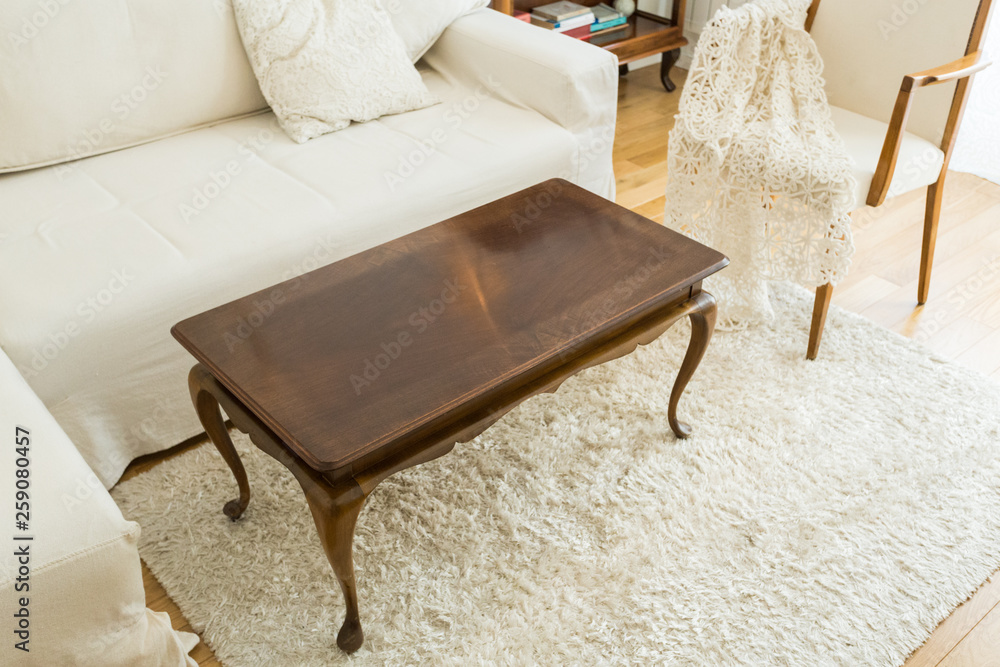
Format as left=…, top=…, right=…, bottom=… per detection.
left=128, top=64, right=1000, bottom=665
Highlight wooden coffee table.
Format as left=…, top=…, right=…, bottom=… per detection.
left=172, top=179, right=727, bottom=653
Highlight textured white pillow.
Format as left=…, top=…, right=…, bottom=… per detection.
left=385, top=0, right=490, bottom=62
left=232, top=0, right=437, bottom=143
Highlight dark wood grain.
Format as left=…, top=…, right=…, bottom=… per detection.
left=173, top=179, right=727, bottom=474
left=191, top=369, right=369, bottom=653
left=174, top=178, right=727, bottom=653
left=184, top=288, right=722, bottom=654
left=189, top=365, right=250, bottom=520
left=668, top=291, right=716, bottom=436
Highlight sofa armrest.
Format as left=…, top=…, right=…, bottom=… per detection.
left=0, top=351, right=198, bottom=665
left=423, top=9, right=619, bottom=199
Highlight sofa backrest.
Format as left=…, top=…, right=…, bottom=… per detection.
left=0, top=0, right=267, bottom=173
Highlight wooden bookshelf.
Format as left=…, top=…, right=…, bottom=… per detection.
left=494, top=1, right=688, bottom=92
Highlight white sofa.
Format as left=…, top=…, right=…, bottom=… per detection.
left=0, top=350, right=199, bottom=665
left=0, top=2, right=619, bottom=488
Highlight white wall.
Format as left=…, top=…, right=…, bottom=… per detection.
left=951, top=6, right=1000, bottom=184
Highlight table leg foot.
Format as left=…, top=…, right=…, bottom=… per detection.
left=337, top=617, right=364, bottom=654
left=221, top=499, right=245, bottom=520
left=668, top=291, right=717, bottom=438
left=189, top=365, right=251, bottom=520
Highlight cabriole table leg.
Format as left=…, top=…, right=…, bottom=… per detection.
left=299, top=475, right=368, bottom=653
left=667, top=291, right=717, bottom=438
left=186, top=363, right=371, bottom=653
left=188, top=364, right=251, bottom=519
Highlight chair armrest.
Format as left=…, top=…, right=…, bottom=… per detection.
left=903, top=51, right=992, bottom=90
left=423, top=9, right=619, bottom=198
left=866, top=51, right=991, bottom=206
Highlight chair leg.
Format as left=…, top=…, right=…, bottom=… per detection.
left=807, top=283, right=834, bottom=360
left=918, top=179, right=945, bottom=305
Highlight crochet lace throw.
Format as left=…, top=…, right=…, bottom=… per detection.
left=664, top=0, right=856, bottom=326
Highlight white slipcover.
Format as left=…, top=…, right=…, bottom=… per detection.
left=424, top=9, right=618, bottom=198
left=0, top=0, right=268, bottom=173
left=0, top=350, right=198, bottom=665
left=0, top=9, right=618, bottom=487
left=388, top=0, right=490, bottom=62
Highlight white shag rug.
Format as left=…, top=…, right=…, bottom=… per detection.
left=112, top=283, right=1000, bottom=666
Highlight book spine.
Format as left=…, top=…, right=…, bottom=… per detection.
left=529, top=16, right=557, bottom=29
left=534, top=17, right=595, bottom=31
left=533, top=9, right=590, bottom=21
left=561, top=24, right=595, bottom=39
left=555, top=13, right=595, bottom=28
left=591, top=16, right=627, bottom=31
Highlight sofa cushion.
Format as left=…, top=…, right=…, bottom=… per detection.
left=0, top=350, right=198, bottom=665
left=387, top=0, right=490, bottom=62
left=0, top=0, right=267, bottom=173
left=232, top=0, right=436, bottom=143
left=0, top=65, right=580, bottom=488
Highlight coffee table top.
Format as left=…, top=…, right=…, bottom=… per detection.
left=172, top=180, right=727, bottom=472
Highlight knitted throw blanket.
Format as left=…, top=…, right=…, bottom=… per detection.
left=664, top=0, right=856, bottom=326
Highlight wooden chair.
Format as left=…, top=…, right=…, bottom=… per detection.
left=804, top=0, right=994, bottom=358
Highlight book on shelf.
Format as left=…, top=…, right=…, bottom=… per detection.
left=591, top=3, right=624, bottom=23
left=562, top=21, right=629, bottom=41
left=591, top=15, right=628, bottom=31
left=513, top=9, right=531, bottom=22
left=530, top=11, right=596, bottom=31
left=531, top=1, right=592, bottom=21
left=530, top=1, right=627, bottom=37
